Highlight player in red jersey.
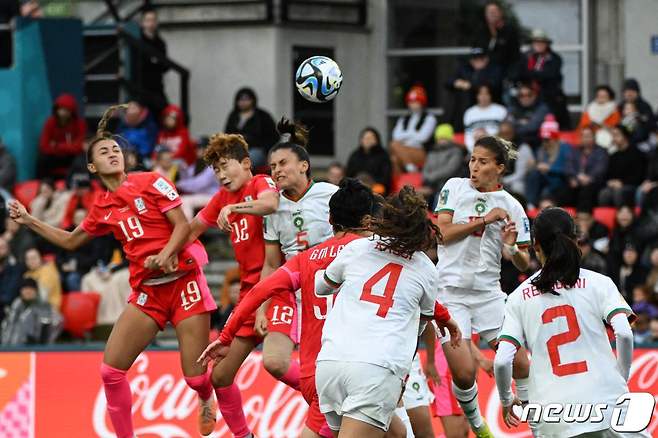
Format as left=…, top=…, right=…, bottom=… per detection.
left=9, top=105, right=217, bottom=438
left=187, top=133, right=279, bottom=438
left=199, top=180, right=461, bottom=438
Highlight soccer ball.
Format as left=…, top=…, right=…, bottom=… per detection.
left=295, top=56, right=343, bottom=103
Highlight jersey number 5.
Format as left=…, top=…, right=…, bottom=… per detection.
left=542, top=304, right=589, bottom=377
left=360, top=263, right=402, bottom=318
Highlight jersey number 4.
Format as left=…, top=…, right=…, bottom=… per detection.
left=360, top=263, right=402, bottom=318
left=542, top=304, right=589, bottom=377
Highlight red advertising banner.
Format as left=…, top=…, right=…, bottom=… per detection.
left=0, top=349, right=656, bottom=437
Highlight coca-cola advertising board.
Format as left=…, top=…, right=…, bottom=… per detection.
left=0, top=349, right=656, bottom=437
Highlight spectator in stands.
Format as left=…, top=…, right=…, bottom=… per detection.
left=0, top=278, right=62, bottom=345
left=422, top=124, right=465, bottom=197
left=463, top=83, right=507, bottom=152
left=60, top=175, right=95, bottom=230
left=563, top=125, right=609, bottom=210
left=81, top=264, right=130, bottom=341
left=575, top=207, right=610, bottom=247
left=213, top=267, right=240, bottom=331
left=578, top=238, right=607, bottom=275
left=636, top=146, right=658, bottom=208
left=152, top=146, right=179, bottom=182
left=123, top=148, right=147, bottom=173
left=29, top=179, right=71, bottom=228
left=473, top=1, right=520, bottom=75
left=446, top=48, right=502, bottom=131
left=512, top=29, right=570, bottom=128
left=177, top=138, right=219, bottom=220
left=577, top=85, right=620, bottom=131
left=500, top=121, right=534, bottom=196
left=326, top=162, right=345, bottom=186
left=632, top=286, right=658, bottom=320
left=506, top=83, right=550, bottom=148
left=537, top=196, right=557, bottom=213
left=0, top=136, right=16, bottom=191
left=2, top=217, right=35, bottom=264
left=136, top=7, right=169, bottom=118
left=618, top=78, right=656, bottom=141
left=56, top=208, right=95, bottom=292
left=621, top=101, right=651, bottom=147
left=598, top=125, right=646, bottom=207
left=158, top=104, right=195, bottom=166
left=390, top=85, right=437, bottom=173
left=117, top=100, right=158, bottom=160
left=23, top=247, right=61, bottom=311
left=66, top=137, right=92, bottom=189
left=0, top=236, right=23, bottom=322
left=608, top=205, right=639, bottom=271
left=645, top=247, right=658, bottom=293
left=346, top=127, right=392, bottom=194
left=634, top=313, right=651, bottom=344
left=525, top=117, right=571, bottom=207
left=224, top=87, right=278, bottom=168
left=612, top=243, right=648, bottom=301
left=37, top=93, right=87, bottom=178
left=650, top=318, right=658, bottom=343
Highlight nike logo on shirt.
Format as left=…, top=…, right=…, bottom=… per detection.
left=104, top=212, right=112, bottom=220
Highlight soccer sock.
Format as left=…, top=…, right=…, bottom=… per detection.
left=452, top=382, right=484, bottom=430
left=100, top=363, right=134, bottom=438
left=278, top=359, right=301, bottom=391
left=515, top=377, right=529, bottom=403
left=184, top=372, right=214, bottom=402
left=215, top=384, right=251, bottom=438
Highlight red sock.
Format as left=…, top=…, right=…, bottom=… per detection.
left=100, top=363, right=134, bottom=438
left=278, top=359, right=301, bottom=391
left=215, top=384, right=250, bottom=438
left=184, top=371, right=214, bottom=401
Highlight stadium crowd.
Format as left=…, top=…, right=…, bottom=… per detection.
left=1, top=1, right=658, bottom=349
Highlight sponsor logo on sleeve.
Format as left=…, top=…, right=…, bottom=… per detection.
left=153, top=177, right=179, bottom=201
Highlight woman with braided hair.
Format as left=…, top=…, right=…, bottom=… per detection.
left=433, top=135, right=532, bottom=437
left=9, top=105, right=218, bottom=438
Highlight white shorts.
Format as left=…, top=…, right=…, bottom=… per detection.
left=316, top=360, right=404, bottom=432
left=402, top=354, right=434, bottom=410
left=439, top=286, right=506, bottom=344
left=570, top=429, right=651, bottom=438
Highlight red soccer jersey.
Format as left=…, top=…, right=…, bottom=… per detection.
left=197, top=174, right=277, bottom=297
left=81, top=172, right=208, bottom=290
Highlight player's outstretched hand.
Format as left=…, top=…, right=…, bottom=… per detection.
left=423, top=361, right=440, bottom=385
left=502, top=221, right=518, bottom=246
left=197, top=339, right=230, bottom=367
left=502, top=397, right=522, bottom=428
left=8, top=200, right=30, bottom=225
left=217, top=205, right=234, bottom=233
left=254, top=311, right=269, bottom=337
left=436, top=318, right=462, bottom=348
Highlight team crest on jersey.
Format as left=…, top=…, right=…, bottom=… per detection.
left=438, top=189, right=449, bottom=207
left=134, top=197, right=147, bottom=214
left=474, top=198, right=487, bottom=215
left=153, top=177, right=179, bottom=201
left=137, top=292, right=148, bottom=306
left=292, top=211, right=305, bottom=232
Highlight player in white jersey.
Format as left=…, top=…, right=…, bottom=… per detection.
left=495, top=208, right=650, bottom=438
left=434, top=135, right=532, bottom=437
left=315, top=187, right=461, bottom=437
left=255, top=118, right=337, bottom=391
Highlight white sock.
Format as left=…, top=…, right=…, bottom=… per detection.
left=515, top=377, right=529, bottom=402
left=452, top=382, right=484, bottom=430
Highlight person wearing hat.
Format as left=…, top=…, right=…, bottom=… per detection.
left=618, top=78, right=656, bottom=141
left=506, top=82, right=550, bottom=149
left=512, top=29, right=570, bottom=129
left=446, top=47, right=503, bottom=131
left=390, top=85, right=437, bottom=172
left=524, top=115, right=572, bottom=207
left=422, top=123, right=466, bottom=197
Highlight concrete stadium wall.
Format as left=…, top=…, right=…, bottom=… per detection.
left=623, top=0, right=658, bottom=108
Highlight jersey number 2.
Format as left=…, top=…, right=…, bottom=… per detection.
left=360, top=263, right=402, bottom=318
left=542, top=304, right=589, bottom=377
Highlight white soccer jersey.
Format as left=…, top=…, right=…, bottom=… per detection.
left=263, top=181, right=337, bottom=258
left=435, top=177, right=530, bottom=291
left=318, top=238, right=439, bottom=379
left=499, top=269, right=633, bottom=437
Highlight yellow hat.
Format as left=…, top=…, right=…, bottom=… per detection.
left=434, top=123, right=454, bottom=141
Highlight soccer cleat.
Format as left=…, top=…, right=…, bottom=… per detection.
left=198, top=396, right=217, bottom=436
left=474, top=420, right=495, bottom=438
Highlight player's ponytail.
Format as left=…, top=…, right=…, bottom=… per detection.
left=365, top=186, right=442, bottom=259
left=531, top=208, right=581, bottom=295
left=87, top=104, right=129, bottom=164
left=270, top=116, right=311, bottom=177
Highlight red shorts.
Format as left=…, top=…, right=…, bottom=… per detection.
left=300, top=375, right=331, bottom=438
left=129, top=268, right=217, bottom=330
left=266, top=291, right=299, bottom=343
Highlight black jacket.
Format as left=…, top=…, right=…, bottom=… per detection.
left=225, top=108, right=278, bottom=152
left=472, top=22, right=521, bottom=73
left=137, top=31, right=168, bottom=94
left=345, top=144, right=393, bottom=192
left=606, top=146, right=647, bottom=186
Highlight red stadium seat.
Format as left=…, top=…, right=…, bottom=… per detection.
left=593, top=206, right=617, bottom=232
left=61, top=292, right=101, bottom=339
left=391, top=172, right=423, bottom=193
left=559, top=130, right=580, bottom=146
left=13, top=180, right=40, bottom=208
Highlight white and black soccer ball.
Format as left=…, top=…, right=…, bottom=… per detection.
left=295, top=56, right=343, bottom=103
